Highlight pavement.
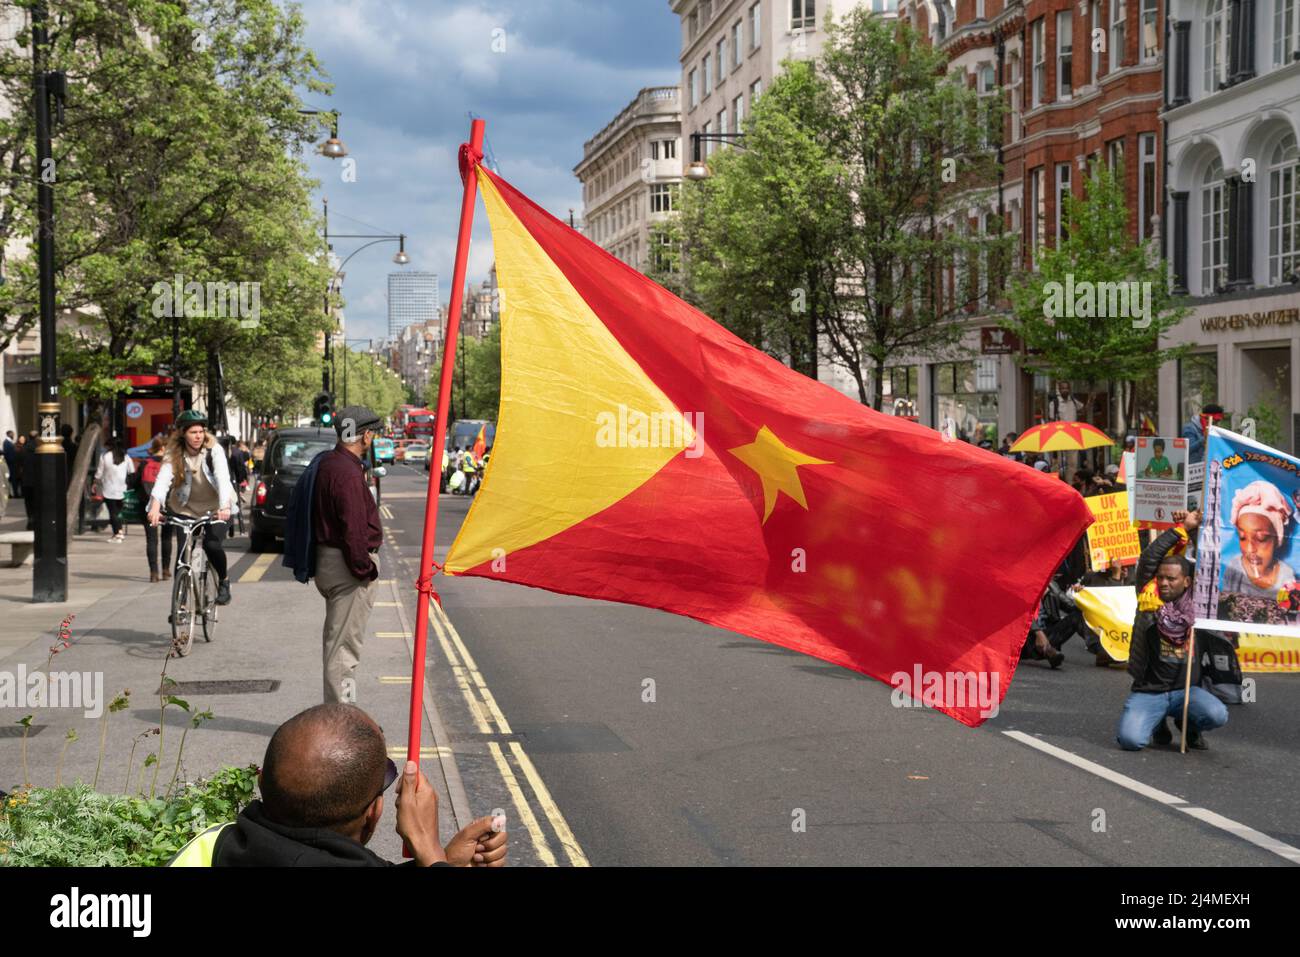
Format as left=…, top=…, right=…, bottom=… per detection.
left=0, top=498, right=468, bottom=862
left=4, top=466, right=1300, bottom=867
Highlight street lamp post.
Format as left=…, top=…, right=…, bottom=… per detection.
left=339, top=337, right=373, bottom=407
left=686, top=131, right=746, bottom=180
left=32, top=1, right=68, bottom=603
left=322, top=210, right=409, bottom=399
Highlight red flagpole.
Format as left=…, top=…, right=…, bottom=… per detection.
left=407, top=118, right=485, bottom=766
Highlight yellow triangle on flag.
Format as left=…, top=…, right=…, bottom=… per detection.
left=444, top=171, right=694, bottom=574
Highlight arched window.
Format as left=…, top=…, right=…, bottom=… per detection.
left=1200, top=160, right=1228, bottom=294
left=1204, top=0, right=1231, bottom=92
left=1268, top=133, right=1300, bottom=284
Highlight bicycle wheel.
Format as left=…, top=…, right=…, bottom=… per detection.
left=170, top=569, right=197, bottom=657
left=202, top=561, right=219, bottom=643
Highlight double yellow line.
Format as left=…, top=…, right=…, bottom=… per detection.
left=427, top=601, right=590, bottom=867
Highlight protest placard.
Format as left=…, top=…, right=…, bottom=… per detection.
left=1084, top=491, right=1141, bottom=570
left=1131, top=436, right=1189, bottom=524
left=1193, top=427, right=1300, bottom=637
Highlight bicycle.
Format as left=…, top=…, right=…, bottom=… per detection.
left=166, top=511, right=220, bottom=657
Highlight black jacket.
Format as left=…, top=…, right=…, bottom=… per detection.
left=213, top=800, right=442, bottom=867
left=1128, top=526, right=1216, bottom=692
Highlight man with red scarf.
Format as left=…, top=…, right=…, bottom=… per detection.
left=1116, top=537, right=1230, bottom=751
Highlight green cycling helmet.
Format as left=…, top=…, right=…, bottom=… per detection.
left=175, top=409, right=208, bottom=429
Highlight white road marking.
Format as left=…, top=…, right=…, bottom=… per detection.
left=1003, top=730, right=1300, bottom=864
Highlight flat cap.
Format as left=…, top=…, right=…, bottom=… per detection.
left=335, top=405, right=383, bottom=438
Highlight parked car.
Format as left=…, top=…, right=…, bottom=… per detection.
left=248, top=428, right=337, bottom=552
left=373, top=436, right=396, bottom=464
left=403, top=440, right=430, bottom=463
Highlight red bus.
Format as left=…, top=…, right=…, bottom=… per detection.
left=401, top=406, right=436, bottom=441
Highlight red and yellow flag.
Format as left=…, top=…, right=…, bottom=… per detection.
left=444, top=167, right=1093, bottom=726
left=472, top=424, right=487, bottom=460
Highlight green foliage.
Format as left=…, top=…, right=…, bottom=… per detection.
left=1241, top=402, right=1285, bottom=448
left=0, top=765, right=259, bottom=867
left=669, top=10, right=1009, bottom=406
left=1003, top=161, right=1191, bottom=425
left=0, top=0, right=334, bottom=422
left=440, top=323, right=501, bottom=421
left=337, top=347, right=406, bottom=421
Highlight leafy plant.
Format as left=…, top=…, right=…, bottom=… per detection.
left=94, top=690, right=132, bottom=792
left=55, top=730, right=78, bottom=789
left=0, top=765, right=259, bottom=867
left=15, top=715, right=33, bottom=789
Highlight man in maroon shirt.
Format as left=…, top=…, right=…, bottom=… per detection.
left=313, top=406, right=384, bottom=704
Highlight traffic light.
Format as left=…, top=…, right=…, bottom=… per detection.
left=313, top=391, right=334, bottom=427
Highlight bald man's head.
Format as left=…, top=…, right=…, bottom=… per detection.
left=260, top=704, right=388, bottom=830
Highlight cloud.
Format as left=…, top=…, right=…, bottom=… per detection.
left=298, top=0, right=679, bottom=343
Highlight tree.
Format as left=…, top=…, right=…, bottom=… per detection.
left=337, top=346, right=405, bottom=421
left=1002, top=160, right=1190, bottom=431
left=436, top=323, right=500, bottom=422
left=666, top=62, right=848, bottom=379
left=0, top=0, right=333, bottom=421
left=663, top=11, right=1009, bottom=408
left=818, top=10, right=1009, bottom=408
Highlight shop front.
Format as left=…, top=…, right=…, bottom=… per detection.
left=1158, top=290, right=1300, bottom=454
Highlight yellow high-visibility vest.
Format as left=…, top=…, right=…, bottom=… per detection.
left=167, top=822, right=234, bottom=867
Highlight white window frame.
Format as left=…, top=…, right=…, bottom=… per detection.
left=1141, top=0, right=1159, bottom=62
left=750, top=2, right=762, bottom=50
left=1275, top=0, right=1299, bottom=66
left=976, top=0, right=985, bottom=19
left=650, top=183, right=674, bottom=214
left=1111, top=0, right=1127, bottom=71
left=792, top=0, right=817, bottom=31
left=703, top=119, right=713, bottom=157
left=1139, top=133, right=1157, bottom=241
left=718, top=108, right=728, bottom=137
left=1030, top=167, right=1045, bottom=267
left=733, top=93, right=745, bottom=129
left=689, top=68, right=698, bottom=108
left=732, top=20, right=743, bottom=68
left=1032, top=19, right=1046, bottom=107
left=1269, top=135, right=1300, bottom=284
left=1056, top=162, right=1072, bottom=240
left=1091, top=0, right=1102, bottom=80
left=716, top=39, right=725, bottom=85
left=703, top=53, right=712, bottom=96
left=1200, top=161, right=1228, bottom=294
left=1204, top=0, right=1231, bottom=91
left=1057, top=11, right=1073, bottom=100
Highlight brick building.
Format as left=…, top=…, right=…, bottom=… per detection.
left=884, top=0, right=1167, bottom=439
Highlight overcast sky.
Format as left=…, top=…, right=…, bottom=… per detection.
left=296, top=0, right=680, bottom=345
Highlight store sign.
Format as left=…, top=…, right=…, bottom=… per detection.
left=1199, top=308, right=1300, bottom=333
left=980, top=327, right=1019, bottom=354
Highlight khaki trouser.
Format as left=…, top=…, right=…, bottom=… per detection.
left=314, top=545, right=378, bottom=704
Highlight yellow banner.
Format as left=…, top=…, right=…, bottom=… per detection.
left=1084, top=491, right=1141, bottom=570
left=1074, top=586, right=1299, bottom=672
left=1238, top=634, right=1300, bottom=673
left=1074, top=586, right=1136, bottom=661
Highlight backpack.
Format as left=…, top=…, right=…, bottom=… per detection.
left=1198, top=631, right=1245, bottom=705
left=281, top=449, right=330, bottom=584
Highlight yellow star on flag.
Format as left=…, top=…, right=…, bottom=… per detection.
left=727, top=425, right=833, bottom=523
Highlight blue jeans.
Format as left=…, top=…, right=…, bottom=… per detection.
left=1116, top=688, right=1228, bottom=750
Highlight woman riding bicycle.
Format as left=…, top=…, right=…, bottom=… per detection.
left=146, top=409, right=235, bottom=606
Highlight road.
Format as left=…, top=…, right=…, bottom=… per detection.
left=301, top=462, right=1296, bottom=867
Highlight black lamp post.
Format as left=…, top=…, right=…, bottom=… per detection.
left=686, top=131, right=746, bottom=179
left=32, top=1, right=67, bottom=603
left=321, top=200, right=408, bottom=399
